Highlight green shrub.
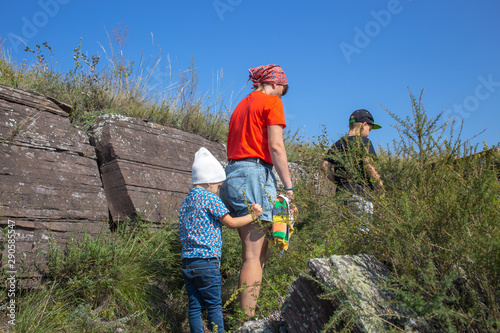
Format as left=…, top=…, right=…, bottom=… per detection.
left=366, top=91, right=500, bottom=332
left=291, top=90, right=500, bottom=332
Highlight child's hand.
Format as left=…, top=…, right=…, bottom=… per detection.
left=250, top=203, right=263, bottom=219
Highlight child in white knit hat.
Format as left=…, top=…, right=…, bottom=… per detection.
left=179, top=147, right=262, bottom=333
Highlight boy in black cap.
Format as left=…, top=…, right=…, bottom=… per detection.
left=321, top=109, right=384, bottom=213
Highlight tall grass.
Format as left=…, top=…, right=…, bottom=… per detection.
left=11, top=220, right=185, bottom=332
left=12, top=283, right=70, bottom=333
left=0, top=35, right=228, bottom=141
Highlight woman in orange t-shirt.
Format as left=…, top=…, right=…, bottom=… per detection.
left=220, top=64, right=294, bottom=317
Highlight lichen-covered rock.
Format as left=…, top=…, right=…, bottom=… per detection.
left=89, top=114, right=226, bottom=224
left=234, top=319, right=275, bottom=333
left=282, top=254, right=428, bottom=333
left=0, top=84, right=108, bottom=284
left=234, top=308, right=288, bottom=333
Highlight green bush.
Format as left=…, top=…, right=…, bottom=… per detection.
left=367, top=91, right=500, bottom=332
left=288, top=90, right=500, bottom=332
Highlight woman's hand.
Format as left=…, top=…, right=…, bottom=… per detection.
left=284, top=190, right=299, bottom=216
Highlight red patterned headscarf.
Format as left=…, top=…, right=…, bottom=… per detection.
left=248, top=64, right=288, bottom=88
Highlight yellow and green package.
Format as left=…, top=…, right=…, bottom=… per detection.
left=269, top=194, right=295, bottom=255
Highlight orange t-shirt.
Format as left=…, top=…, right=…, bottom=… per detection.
left=227, top=91, right=286, bottom=164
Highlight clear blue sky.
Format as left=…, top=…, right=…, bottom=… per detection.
left=2, top=0, right=499, bottom=151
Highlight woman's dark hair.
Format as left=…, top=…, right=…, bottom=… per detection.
left=281, top=84, right=289, bottom=96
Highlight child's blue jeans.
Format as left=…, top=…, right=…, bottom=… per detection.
left=182, top=257, right=224, bottom=333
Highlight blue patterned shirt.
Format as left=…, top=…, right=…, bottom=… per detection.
left=179, top=187, right=229, bottom=260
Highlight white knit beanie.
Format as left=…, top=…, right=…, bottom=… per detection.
left=192, top=147, right=226, bottom=184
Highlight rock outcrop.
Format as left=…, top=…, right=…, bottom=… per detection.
left=89, top=114, right=226, bottom=225
left=0, top=83, right=228, bottom=283
left=234, top=319, right=278, bottom=333
left=0, top=84, right=108, bottom=284
left=281, top=254, right=428, bottom=333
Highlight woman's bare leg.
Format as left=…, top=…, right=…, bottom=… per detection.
left=238, top=221, right=270, bottom=317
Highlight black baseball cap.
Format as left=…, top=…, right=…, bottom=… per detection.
left=349, top=109, right=382, bottom=130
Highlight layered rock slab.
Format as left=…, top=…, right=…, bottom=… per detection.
left=0, top=84, right=108, bottom=283
left=90, top=114, right=226, bottom=224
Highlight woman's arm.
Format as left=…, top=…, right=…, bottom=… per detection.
left=268, top=124, right=294, bottom=200
left=219, top=203, right=263, bottom=229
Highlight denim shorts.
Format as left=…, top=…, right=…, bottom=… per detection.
left=220, top=161, right=277, bottom=222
